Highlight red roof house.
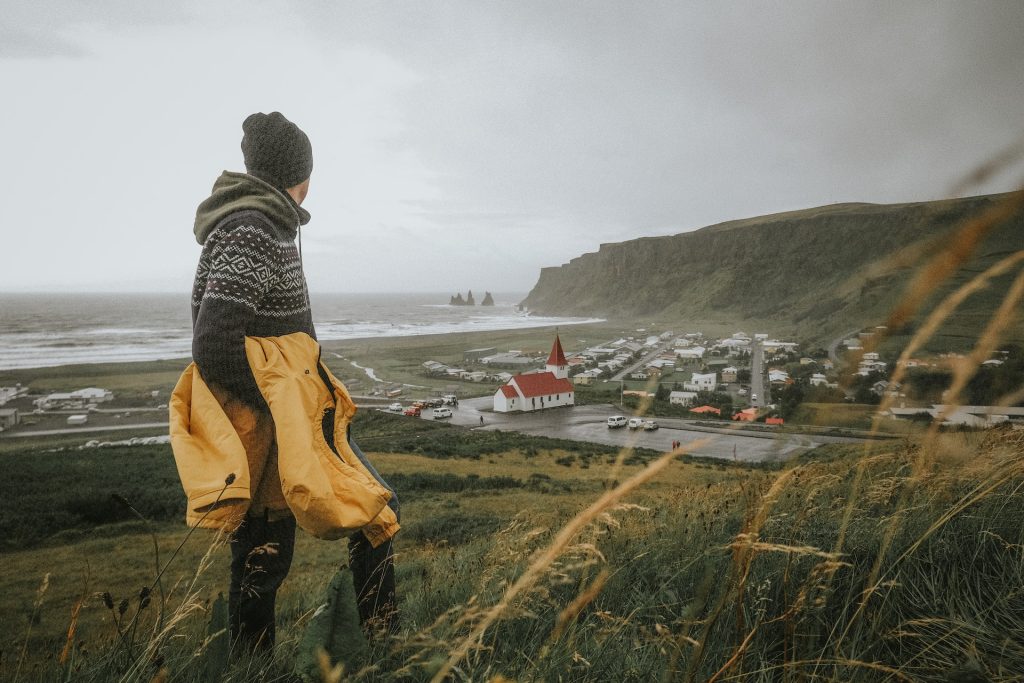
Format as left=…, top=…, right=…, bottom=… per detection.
left=690, top=405, right=721, bottom=415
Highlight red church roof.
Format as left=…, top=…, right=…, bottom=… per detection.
left=511, top=371, right=573, bottom=398
left=547, top=334, right=568, bottom=367
left=500, top=385, right=518, bottom=398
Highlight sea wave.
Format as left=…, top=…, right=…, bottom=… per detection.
left=0, top=292, right=602, bottom=371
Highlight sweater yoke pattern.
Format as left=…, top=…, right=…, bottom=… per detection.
left=192, top=220, right=310, bottom=320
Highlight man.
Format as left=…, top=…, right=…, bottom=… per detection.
left=190, top=112, right=397, bottom=653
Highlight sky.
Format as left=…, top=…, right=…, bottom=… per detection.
left=2, top=1, right=1023, bottom=294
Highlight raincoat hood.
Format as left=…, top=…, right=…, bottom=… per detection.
left=193, top=171, right=311, bottom=245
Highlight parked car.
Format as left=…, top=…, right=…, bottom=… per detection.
left=627, top=417, right=644, bottom=430
left=737, top=388, right=748, bottom=396
left=443, top=394, right=458, bottom=405
left=607, top=415, right=627, bottom=428
left=388, top=402, right=403, bottom=412
left=643, top=420, right=659, bottom=431
left=433, top=407, right=453, bottom=419
left=412, top=400, right=428, bottom=409
left=403, top=406, right=421, bottom=417
left=429, top=398, right=444, bottom=408
left=751, top=393, right=758, bottom=401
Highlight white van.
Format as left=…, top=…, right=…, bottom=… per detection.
left=627, top=417, right=644, bottom=430
left=607, top=415, right=627, bottom=428
left=432, top=407, right=453, bottom=419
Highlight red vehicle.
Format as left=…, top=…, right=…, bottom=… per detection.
left=403, top=406, right=421, bottom=417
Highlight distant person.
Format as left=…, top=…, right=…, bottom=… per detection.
left=479, top=415, right=484, bottom=425
left=183, top=112, right=399, bottom=653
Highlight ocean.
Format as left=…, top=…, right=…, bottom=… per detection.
left=0, top=293, right=603, bottom=370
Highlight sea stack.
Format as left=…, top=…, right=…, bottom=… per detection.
left=466, top=290, right=475, bottom=306
left=481, top=291, right=494, bottom=306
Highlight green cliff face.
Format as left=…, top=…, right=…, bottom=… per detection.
left=521, top=193, right=1023, bottom=346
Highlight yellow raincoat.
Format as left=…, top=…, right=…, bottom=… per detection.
left=169, top=332, right=399, bottom=547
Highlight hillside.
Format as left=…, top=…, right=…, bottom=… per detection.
left=521, top=193, right=1024, bottom=347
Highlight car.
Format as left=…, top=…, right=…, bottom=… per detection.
left=643, top=420, right=659, bottom=431
left=412, top=400, right=428, bottom=409
left=627, top=417, right=644, bottom=430
left=750, top=393, right=758, bottom=401
left=443, top=394, right=458, bottom=405
left=607, top=415, right=627, bottom=428
left=737, top=388, right=748, bottom=396
left=403, top=406, right=421, bottom=417
left=388, top=402, right=403, bottom=412
left=432, top=407, right=453, bottom=419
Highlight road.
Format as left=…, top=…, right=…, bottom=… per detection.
left=828, top=328, right=862, bottom=364
left=4, top=422, right=171, bottom=438
left=610, top=340, right=674, bottom=381
left=750, top=341, right=768, bottom=408
left=412, top=397, right=871, bottom=463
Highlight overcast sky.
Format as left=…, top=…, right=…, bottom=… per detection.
left=3, top=1, right=1022, bottom=294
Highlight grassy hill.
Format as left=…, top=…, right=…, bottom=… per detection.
left=521, top=192, right=1024, bottom=348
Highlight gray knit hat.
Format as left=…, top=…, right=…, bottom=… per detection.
left=241, top=112, right=313, bottom=190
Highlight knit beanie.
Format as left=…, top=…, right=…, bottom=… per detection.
left=241, top=112, right=313, bottom=190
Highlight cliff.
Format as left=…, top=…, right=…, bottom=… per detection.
left=521, top=193, right=1024, bottom=344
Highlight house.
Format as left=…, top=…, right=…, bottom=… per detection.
left=690, top=405, right=721, bottom=415
left=675, top=346, right=706, bottom=360
left=573, top=370, right=599, bottom=386
left=630, top=371, right=649, bottom=380
left=880, top=405, right=1024, bottom=428
left=733, top=408, right=758, bottom=422
left=669, top=390, right=698, bottom=406
left=0, top=408, right=19, bottom=430
left=809, top=373, right=828, bottom=386
left=480, top=352, right=536, bottom=369
left=799, top=357, right=815, bottom=365
left=34, top=387, right=114, bottom=410
left=74, top=387, right=113, bottom=402
left=463, top=347, right=497, bottom=363
left=0, top=385, right=27, bottom=406
left=683, top=372, right=716, bottom=392
left=768, top=369, right=790, bottom=384
left=721, top=367, right=738, bottom=383
left=493, top=335, right=575, bottom=413
left=422, top=360, right=448, bottom=374
left=765, top=417, right=784, bottom=425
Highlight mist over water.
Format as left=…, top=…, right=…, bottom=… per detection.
left=0, top=293, right=603, bottom=370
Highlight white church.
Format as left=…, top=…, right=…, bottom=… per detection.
left=493, top=334, right=575, bottom=413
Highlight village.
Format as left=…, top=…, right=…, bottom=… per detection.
left=1, top=325, right=1022, bottom=442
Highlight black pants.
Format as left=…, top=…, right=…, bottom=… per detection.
left=229, top=436, right=400, bottom=653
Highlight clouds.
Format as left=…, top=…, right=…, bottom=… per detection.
left=2, top=1, right=1022, bottom=293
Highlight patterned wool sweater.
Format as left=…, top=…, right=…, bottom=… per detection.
left=191, top=171, right=315, bottom=411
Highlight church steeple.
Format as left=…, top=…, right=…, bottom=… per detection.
left=546, top=333, right=568, bottom=379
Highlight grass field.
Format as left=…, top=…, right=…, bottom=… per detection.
left=2, top=402, right=1023, bottom=681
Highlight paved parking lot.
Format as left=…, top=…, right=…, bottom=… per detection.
left=399, top=397, right=869, bottom=463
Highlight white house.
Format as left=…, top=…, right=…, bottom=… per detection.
left=881, top=405, right=1024, bottom=428
left=809, top=373, right=828, bottom=386
left=670, top=390, right=698, bottom=406
left=494, top=335, right=575, bottom=413
left=675, top=346, right=706, bottom=360
left=683, top=372, right=716, bottom=392
left=768, top=369, right=790, bottom=384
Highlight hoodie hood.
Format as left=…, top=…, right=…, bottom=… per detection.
left=193, top=171, right=311, bottom=245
